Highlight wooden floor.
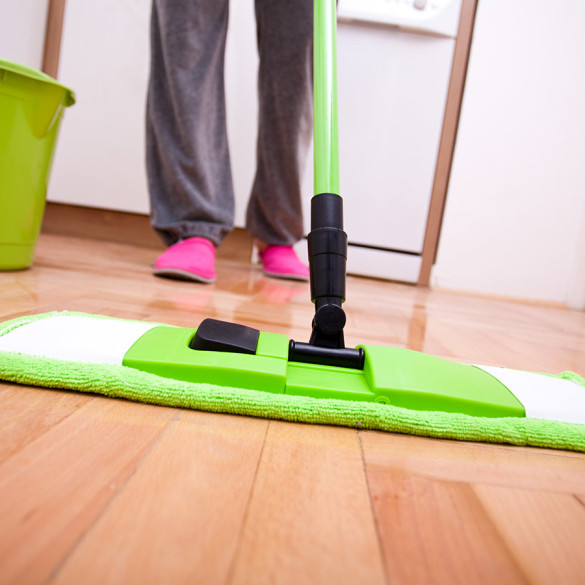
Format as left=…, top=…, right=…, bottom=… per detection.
left=1, top=233, right=585, bottom=585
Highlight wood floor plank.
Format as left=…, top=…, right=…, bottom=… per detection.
left=0, top=397, right=175, bottom=585
left=360, top=432, right=585, bottom=494
left=366, top=468, right=529, bottom=585
left=474, top=485, right=585, bottom=585
left=1, top=232, right=584, bottom=584
left=229, top=422, right=386, bottom=585
left=0, top=277, right=75, bottom=321
left=0, top=385, right=92, bottom=465
left=48, top=411, right=268, bottom=585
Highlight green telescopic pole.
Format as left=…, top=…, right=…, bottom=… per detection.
left=304, top=0, right=347, bottom=351
left=314, top=0, right=340, bottom=196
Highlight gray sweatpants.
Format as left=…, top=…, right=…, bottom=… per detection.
left=146, top=0, right=313, bottom=247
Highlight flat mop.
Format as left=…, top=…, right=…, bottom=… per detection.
left=0, top=0, right=584, bottom=451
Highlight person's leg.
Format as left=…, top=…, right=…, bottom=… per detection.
left=146, top=0, right=233, bottom=248
left=246, top=0, right=313, bottom=247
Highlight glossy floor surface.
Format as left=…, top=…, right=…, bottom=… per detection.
left=1, top=233, right=584, bottom=585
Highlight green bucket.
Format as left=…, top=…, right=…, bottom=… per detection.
left=0, top=58, right=75, bottom=270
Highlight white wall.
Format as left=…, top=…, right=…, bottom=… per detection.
left=568, top=212, right=585, bottom=308
left=433, top=0, right=585, bottom=307
left=0, top=0, right=49, bottom=69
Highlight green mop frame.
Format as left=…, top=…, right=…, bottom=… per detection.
left=121, top=0, right=528, bottom=419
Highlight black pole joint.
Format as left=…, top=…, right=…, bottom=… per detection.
left=307, top=193, right=347, bottom=346
left=289, top=193, right=363, bottom=369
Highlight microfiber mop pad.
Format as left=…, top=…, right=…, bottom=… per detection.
left=0, top=312, right=584, bottom=452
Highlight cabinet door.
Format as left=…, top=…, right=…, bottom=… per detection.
left=49, top=0, right=151, bottom=213
left=48, top=0, right=260, bottom=221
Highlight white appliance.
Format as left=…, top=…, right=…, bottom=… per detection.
left=298, top=0, right=463, bottom=283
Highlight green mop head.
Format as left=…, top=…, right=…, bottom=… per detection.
left=0, top=311, right=584, bottom=452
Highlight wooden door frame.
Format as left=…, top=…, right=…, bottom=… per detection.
left=42, top=0, right=67, bottom=78
left=418, top=0, right=478, bottom=285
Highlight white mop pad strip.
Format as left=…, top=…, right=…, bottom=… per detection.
left=476, top=365, right=585, bottom=425
left=0, top=315, right=157, bottom=365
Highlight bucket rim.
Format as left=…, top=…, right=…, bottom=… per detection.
left=0, top=58, right=75, bottom=106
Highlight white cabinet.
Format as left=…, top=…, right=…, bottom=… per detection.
left=49, top=0, right=260, bottom=223
left=326, top=19, right=459, bottom=282
left=298, top=0, right=463, bottom=282
left=48, top=0, right=151, bottom=213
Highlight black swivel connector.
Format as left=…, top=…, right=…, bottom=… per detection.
left=314, top=297, right=346, bottom=335
left=289, top=193, right=364, bottom=369
left=307, top=193, right=348, bottom=347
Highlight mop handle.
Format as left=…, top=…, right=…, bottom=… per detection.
left=314, top=0, right=340, bottom=197
left=303, top=0, right=349, bottom=353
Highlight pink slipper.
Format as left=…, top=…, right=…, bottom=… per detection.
left=153, top=237, right=216, bottom=283
left=259, top=245, right=309, bottom=281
